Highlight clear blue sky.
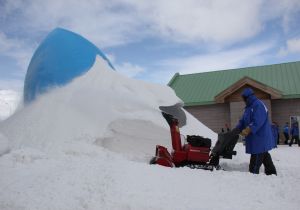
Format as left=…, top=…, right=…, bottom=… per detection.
left=1, top=0, right=300, bottom=91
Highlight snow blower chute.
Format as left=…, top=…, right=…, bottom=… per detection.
left=150, top=107, right=240, bottom=170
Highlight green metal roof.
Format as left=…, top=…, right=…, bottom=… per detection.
left=168, top=61, right=300, bottom=106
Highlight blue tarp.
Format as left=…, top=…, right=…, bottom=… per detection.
left=24, top=28, right=114, bottom=103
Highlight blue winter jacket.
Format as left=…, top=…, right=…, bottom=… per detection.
left=290, top=125, right=299, bottom=136
left=283, top=125, right=289, bottom=134
left=236, top=88, right=275, bottom=154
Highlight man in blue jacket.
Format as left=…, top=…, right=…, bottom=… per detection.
left=289, top=122, right=299, bottom=147
left=236, top=88, right=277, bottom=175
left=283, top=122, right=290, bottom=144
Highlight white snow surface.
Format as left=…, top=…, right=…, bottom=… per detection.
left=0, top=89, right=21, bottom=121
left=0, top=57, right=299, bottom=210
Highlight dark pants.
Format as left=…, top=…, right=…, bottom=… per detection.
left=289, top=135, right=300, bottom=146
left=249, top=152, right=277, bottom=175
left=283, top=133, right=289, bottom=144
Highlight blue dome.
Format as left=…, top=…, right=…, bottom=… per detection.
left=24, top=28, right=114, bottom=103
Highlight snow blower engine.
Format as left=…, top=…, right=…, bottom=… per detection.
left=150, top=111, right=240, bottom=170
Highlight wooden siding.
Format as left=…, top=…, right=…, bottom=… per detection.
left=272, top=98, right=300, bottom=143
left=185, top=103, right=230, bottom=133
left=225, top=85, right=270, bottom=102
left=185, top=98, right=300, bottom=144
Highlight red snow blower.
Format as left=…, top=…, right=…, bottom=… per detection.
left=150, top=110, right=240, bottom=170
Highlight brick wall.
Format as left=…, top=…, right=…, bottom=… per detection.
left=185, top=98, right=300, bottom=144
left=185, top=99, right=272, bottom=133
left=185, top=103, right=230, bottom=133
left=271, top=98, right=300, bottom=143
left=229, top=101, right=244, bottom=129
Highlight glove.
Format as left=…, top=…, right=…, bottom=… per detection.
left=241, top=127, right=251, bottom=137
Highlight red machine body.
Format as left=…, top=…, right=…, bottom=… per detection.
left=152, top=115, right=211, bottom=168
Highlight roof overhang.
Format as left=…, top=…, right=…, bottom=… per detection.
left=215, top=76, right=282, bottom=103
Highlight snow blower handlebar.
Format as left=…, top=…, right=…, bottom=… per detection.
left=211, top=128, right=240, bottom=157
left=209, top=128, right=240, bottom=166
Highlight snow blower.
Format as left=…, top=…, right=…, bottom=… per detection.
left=150, top=111, right=240, bottom=170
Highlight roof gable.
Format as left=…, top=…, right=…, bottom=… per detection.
left=215, top=77, right=282, bottom=103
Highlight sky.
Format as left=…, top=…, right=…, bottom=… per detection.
left=0, top=0, right=300, bottom=91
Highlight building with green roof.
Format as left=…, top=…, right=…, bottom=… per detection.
left=169, top=61, right=300, bottom=142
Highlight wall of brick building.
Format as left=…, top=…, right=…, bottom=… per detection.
left=185, top=103, right=230, bottom=133
left=271, top=98, right=300, bottom=143
left=185, top=99, right=272, bottom=133
left=229, top=101, right=244, bottom=129
left=185, top=98, right=300, bottom=143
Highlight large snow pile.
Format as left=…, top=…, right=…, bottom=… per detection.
left=0, top=90, right=21, bottom=121
left=0, top=57, right=216, bottom=159
left=0, top=57, right=299, bottom=210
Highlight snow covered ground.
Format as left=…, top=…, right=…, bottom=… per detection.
left=1, top=144, right=299, bottom=210
left=0, top=57, right=299, bottom=210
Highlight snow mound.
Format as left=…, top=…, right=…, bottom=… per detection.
left=0, top=90, right=21, bottom=121
left=0, top=56, right=216, bottom=160
left=0, top=133, right=10, bottom=156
